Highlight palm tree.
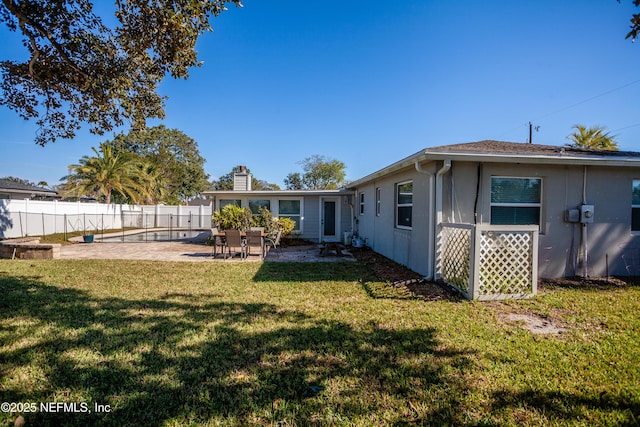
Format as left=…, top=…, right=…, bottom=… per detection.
left=61, top=142, right=151, bottom=204
left=566, top=125, right=618, bottom=151
left=137, top=160, right=168, bottom=204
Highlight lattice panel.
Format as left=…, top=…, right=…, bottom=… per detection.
left=478, top=231, right=533, bottom=296
left=439, top=226, right=472, bottom=293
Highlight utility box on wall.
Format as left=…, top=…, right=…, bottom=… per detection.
left=580, top=204, right=595, bottom=223
left=565, top=209, right=580, bottom=223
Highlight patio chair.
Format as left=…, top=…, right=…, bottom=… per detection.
left=245, top=230, right=264, bottom=260
left=265, top=230, right=283, bottom=258
left=210, top=227, right=225, bottom=258
left=223, top=229, right=246, bottom=260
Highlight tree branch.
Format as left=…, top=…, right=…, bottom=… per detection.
left=2, top=0, right=90, bottom=80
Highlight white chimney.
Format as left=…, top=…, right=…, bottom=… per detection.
left=233, top=166, right=252, bottom=191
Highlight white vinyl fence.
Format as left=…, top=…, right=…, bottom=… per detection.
left=0, top=199, right=212, bottom=239
left=439, top=223, right=539, bottom=300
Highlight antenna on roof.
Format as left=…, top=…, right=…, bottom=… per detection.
left=528, top=122, right=540, bottom=143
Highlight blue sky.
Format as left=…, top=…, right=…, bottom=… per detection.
left=2, top=0, right=640, bottom=189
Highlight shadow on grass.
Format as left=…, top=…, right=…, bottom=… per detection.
left=254, top=262, right=460, bottom=301
left=2, top=272, right=636, bottom=425
left=540, top=276, right=640, bottom=291
left=253, top=261, right=366, bottom=283
left=360, top=279, right=463, bottom=302
left=1, top=272, right=473, bottom=426
left=489, top=389, right=640, bottom=425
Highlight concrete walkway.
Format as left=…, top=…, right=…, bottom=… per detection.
left=59, top=241, right=354, bottom=263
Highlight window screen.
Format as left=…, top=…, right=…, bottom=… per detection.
left=278, top=199, right=301, bottom=231
left=490, top=177, right=541, bottom=225
left=396, top=181, right=413, bottom=228
left=632, top=180, right=640, bottom=231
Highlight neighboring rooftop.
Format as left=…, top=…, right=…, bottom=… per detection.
left=0, top=178, right=58, bottom=199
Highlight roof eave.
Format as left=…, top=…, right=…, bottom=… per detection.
left=0, top=188, right=58, bottom=196
left=425, top=152, right=640, bottom=167
left=348, top=150, right=431, bottom=188
left=349, top=150, right=640, bottom=188
left=203, top=189, right=355, bottom=197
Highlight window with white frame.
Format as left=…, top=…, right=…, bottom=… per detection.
left=490, top=177, right=542, bottom=225
left=220, top=199, right=241, bottom=209
left=248, top=199, right=271, bottom=215
left=376, top=187, right=381, bottom=216
left=396, top=181, right=413, bottom=228
left=278, top=199, right=302, bottom=232
left=359, top=192, right=365, bottom=215
left=632, top=180, right=640, bottom=232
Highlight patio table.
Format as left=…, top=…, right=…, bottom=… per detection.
left=318, top=241, right=346, bottom=257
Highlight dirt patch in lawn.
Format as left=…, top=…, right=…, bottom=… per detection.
left=504, top=313, right=567, bottom=334
left=496, top=309, right=569, bottom=335
left=351, top=247, right=461, bottom=301
left=493, top=276, right=637, bottom=335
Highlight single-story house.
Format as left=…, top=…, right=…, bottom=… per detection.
left=204, top=169, right=354, bottom=243
left=0, top=179, right=59, bottom=200
left=349, top=140, right=640, bottom=282
left=204, top=141, right=640, bottom=298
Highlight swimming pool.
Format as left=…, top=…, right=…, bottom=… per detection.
left=99, top=229, right=207, bottom=243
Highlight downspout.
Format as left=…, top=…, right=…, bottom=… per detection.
left=415, top=159, right=451, bottom=281
left=435, top=160, right=452, bottom=281
left=415, top=161, right=434, bottom=280
left=349, top=195, right=354, bottom=242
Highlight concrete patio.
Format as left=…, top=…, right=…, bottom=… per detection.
left=59, top=240, right=355, bottom=262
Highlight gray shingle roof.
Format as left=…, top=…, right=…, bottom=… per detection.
left=349, top=140, right=640, bottom=188
left=426, top=140, right=640, bottom=158
left=0, top=179, right=57, bottom=194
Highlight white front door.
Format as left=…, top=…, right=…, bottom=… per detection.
left=320, top=198, right=340, bottom=242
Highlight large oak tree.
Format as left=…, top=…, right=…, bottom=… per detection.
left=108, top=125, right=210, bottom=203
left=284, top=155, right=347, bottom=190
left=621, top=0, right=640, bottom=41
left=0, top=0, right=242, bottom=146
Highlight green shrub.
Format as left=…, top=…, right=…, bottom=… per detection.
left=251, top=207, right=278, bottom=237
left=276, top=217, right=296, bottom=237
left=251, top=207, right=296, bottom=238
left=213, top=204, right=252, bottom=231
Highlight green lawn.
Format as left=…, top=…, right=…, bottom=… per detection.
left=0, top=259, right=638, bottom=426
